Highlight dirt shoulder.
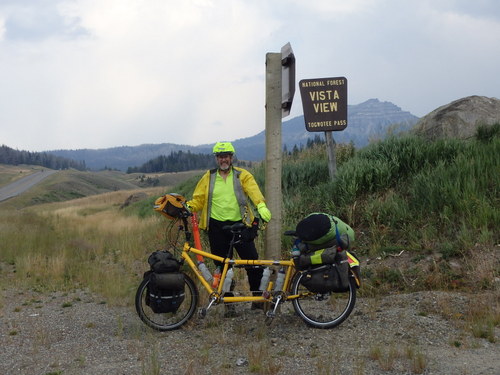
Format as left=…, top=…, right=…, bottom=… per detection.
left=0, top=288, right=498, bottom=375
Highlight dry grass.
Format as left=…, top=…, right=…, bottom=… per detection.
left=141, top=342, right=161, bottom=375
left=0, top=188, right=169, bottom=304
left=247, top=342, right=282, bottom=374
left=368, top=343, right=428, bottom=374
left=43, top=187, right=163, bottom=210
left=466, top=295, right=499, bottom=343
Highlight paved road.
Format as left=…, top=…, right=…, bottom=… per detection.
left=0, top=170, right=58, bottom=202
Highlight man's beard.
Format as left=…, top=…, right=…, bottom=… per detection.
left=219, top=164, right=230, bottom=171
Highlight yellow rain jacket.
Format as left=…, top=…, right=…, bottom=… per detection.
left=187, top=166, right=266, bottom=230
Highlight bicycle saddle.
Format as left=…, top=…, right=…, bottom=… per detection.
left=223, top=222, right=247, bottom=233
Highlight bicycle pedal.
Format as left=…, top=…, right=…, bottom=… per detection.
left=265, top=310, right=275, bottom=319
left=198, top=307, right=207, bottom=319
left=264, top=312, right=275, bottom=326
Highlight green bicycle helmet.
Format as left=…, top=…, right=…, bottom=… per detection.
left=213, top=141, right=235, bottom=155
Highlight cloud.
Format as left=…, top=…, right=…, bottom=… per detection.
left=0, top=0, right=499, bottom=152
left=0, top=0, right=87, bottom=41
left=0, top=0, right=279, bottom=149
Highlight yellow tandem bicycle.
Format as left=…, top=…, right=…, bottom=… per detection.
left=135, top=194, right=360, bottom=331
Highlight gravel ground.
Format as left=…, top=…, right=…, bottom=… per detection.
left=1, top=287, right=498, bottom=375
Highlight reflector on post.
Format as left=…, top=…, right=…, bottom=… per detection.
left=281, top=42, right=296, bottom=118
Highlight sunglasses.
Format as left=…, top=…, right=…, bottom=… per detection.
left=216, top=153, right=233, bottom=158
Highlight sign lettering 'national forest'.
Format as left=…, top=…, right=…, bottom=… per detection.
left=299, top=77, right=348, bottom=132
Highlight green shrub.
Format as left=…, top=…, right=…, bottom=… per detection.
left=273, top=133, right=499, bottom=259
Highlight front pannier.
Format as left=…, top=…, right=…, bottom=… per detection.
left=146, top=271, right=185, bottom=313
left=144, top=250, right=185, bottom=313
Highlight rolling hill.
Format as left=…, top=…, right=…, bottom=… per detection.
left=48, top=98, right=419, bottom=171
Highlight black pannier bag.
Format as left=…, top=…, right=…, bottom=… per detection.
left=148, top=250, right=181, bottom=273
left=300, top=250, right=350, bottom=293
left=145, top=271, right=185, bottom=313
left=144, top=250, right=185, bottom=313
left=294, top=246, right=337, bottom=270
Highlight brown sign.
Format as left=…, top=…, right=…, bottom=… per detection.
left=299, top=77, right=348, bottom=132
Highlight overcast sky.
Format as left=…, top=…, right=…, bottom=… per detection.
left=1, top=0, right=499, bottom=152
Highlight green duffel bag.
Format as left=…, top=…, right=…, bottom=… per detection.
left=295, top=213, right=354, bottom=251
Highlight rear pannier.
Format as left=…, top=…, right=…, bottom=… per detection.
left=291, top=213, right=360, bottom=292
left=299, top=250, right=350, bottom=293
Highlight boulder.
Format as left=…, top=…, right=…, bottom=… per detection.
left=120, top=192, right=147, bottom=209
left=413, top=96, right=500, bottom=141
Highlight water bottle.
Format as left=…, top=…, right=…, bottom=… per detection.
left=222, top=268, right=234, bottom=293
left=212, top=266, right=221, bottom=288
left=274, top=267, right=286, bottom=291
left=259, top=267, right=272, bottom=291
left=291, top=239, right=302, bottom=258
left=198, top=261, right=213, bottom=283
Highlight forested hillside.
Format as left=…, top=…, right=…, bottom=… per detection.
left=126, top=149, right=256, bottom=173
left=126, top=150, right=216, bottom=173
left=0, top=145, right=86, bottom=171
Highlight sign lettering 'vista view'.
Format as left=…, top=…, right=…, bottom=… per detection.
left=299, top=77, right=348, bottom=132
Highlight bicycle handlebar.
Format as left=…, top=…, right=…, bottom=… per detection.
left=180, top=201, right=193, bottom=217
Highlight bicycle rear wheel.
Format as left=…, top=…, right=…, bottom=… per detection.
left=135, top=273, right=198, bottom=331
left=291, top=271, right=356, bottom=329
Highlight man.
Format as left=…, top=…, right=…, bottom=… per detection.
left=187, top=141, right=271, bottom=309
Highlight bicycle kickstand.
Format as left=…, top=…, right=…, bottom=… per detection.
left=198, top=295, right=218, bottom=319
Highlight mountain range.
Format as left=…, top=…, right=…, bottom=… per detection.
left=50, top=99, right=419, bottom=171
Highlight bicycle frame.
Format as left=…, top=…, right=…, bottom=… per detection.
left=181, top=242, right=300, bottom=304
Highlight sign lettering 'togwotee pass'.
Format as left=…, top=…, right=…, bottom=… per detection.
left=299, top=77, right=348, bottom=132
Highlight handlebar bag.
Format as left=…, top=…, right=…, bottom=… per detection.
left=154, top=193, right=186, bottom=220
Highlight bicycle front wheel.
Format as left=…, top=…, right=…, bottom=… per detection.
left=291, top=271, right=356, bottom=329
left=135, top=273, right=198, bottom=331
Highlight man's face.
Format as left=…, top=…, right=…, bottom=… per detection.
left=216, top=153, right=233, bottom=171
